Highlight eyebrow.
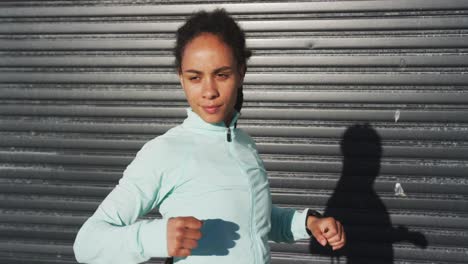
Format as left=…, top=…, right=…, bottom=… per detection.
left=213, top=66, right=233, bottom=74
left=183, top=66, right=233, bottom=75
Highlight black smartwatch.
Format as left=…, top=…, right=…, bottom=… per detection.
left=305, top=209, right=323, bottom=236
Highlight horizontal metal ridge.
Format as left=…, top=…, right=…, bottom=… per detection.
left=2, top=166, right=465, bottom=187
left=1, top=120, right=466, bottom=141
left=0, top=184, right=110, bottom=197
left=263, top=160, right=468, bottom=178
left=0, top=212, right=85, bottom=226
left=2, top=0, right=468, bottom=17
left=0, top=88, right=187, bottom=101
left=272, top=240, right=468, bottom=261
left=216, top=205, right=442, bottom=227
left=2, top=89, right=467, bottom=104
left=2, top=223, right=466, bottom=248
left=1, top=83, right=460, bottom=91
left=245, top=91, right=468, bottom=104
left=0, top=151, right=131, bottom=166
left=271, top=187, right=468, bottom=201
left=0, top=120, right=173, bottom=134
left=273, top=193, right=468, bottom=213
left=1, top=105, right=467, bottom=122
left=2, top=178, right=467, bottom=197
left=0, top=241, right=72, bottom=255
left=269, top=179, right=468, bottom=196
left=0, top=254, right=78, bottom=264
left=1, top=72, right=468, bottom=85
left=359, top=145, right=468, bottom=160
left=1, top=36, right=468, bottom=50
left=1, top=164, right=466, bottom=187
left=1, top=136, right=467, bottom=160
left=1, top=152, right=467, bottom=178
left=0, top=224, right=77, bottom=240
left=248, top=126, right=468, bottom=141
left=313, top=210, right=468, bottom=229
left=0, top=197, right=98, bottom=211
left=391, top=214, right=468, bottom=229
left=0, top=191, right=466, bottom=214
left=339, top=226, right=467, bottom=247
left=0, top=166, right=121, bottom=182
left=2, top=202, right=466, bottom=229
left=242, top=108, right=468, bottom=122
left=2, top=55, right=468, bottom=67
left=270, top=254, right=331, bottom=264
left=2, top=17, right=468, bottom=34
left=0, top=136, right=145, bottom=150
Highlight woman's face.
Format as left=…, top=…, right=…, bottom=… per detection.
left=179, top=33, right=245, bottom=125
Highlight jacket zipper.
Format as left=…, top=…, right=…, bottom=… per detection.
left=226, top=127, right=232, bottom=142
left=228, top=139, right=259, bottom=264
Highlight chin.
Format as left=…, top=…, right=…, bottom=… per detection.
left=201, top=115, right=224, bottom=124
left=193, top=107, right=227, bottom=124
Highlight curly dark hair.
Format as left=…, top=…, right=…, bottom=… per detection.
left=174, top=9, right=252, bottom=112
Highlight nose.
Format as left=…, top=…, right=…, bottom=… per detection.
left=202, top=77, right=219, bottom=100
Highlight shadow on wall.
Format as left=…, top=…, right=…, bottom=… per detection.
left=309, top=123, right=427, bottom=264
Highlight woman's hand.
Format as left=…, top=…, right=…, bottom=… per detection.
left=167, top=217, right=203, bottom=257
left=307, top=216, right=346, bottom=250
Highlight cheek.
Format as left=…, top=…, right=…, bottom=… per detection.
left=182, top=82, right=198, bottom=102
left=226, top=84, right=239, bottom=106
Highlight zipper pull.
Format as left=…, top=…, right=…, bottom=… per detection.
left=226, top=127, right=232, bottom=142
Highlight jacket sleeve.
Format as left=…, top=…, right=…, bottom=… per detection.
left=268, top=205, right=311, bottom=243
left=73, top=140, right=171, bottom=264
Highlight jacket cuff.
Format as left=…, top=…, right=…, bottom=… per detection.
left=291, top=208, right=313, bottom=241
left=139, top=218, right=170, bottom=258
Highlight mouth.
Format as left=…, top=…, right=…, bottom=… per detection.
left=202, top=105, right=221, bottom=114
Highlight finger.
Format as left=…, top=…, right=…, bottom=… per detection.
left=326, top=221, right=343, bottom=243
left=332, top=243, right=345, bottom=250
left=184, top=228, right=202, bottom=240
left=180, top=217, right=203, bottom=229
left=310, top=228, right=328, bottom=247
left=181, top=238, right=199, bottom=250
left=174, top=248, right=192, bottom=257
left=329, top=237, right=344, bottom=248
left=334, top=221, right=344, bottom=243
left=327, top=234, right=342, bottom=244
left=331, top=226, right=346, bottom=250
left=167, top=238, right=187, bottom=257
left=333, top=242, right=345, bottom=250
left=332, top=238, right=346, bottom=250
left=339, top=226, right=347, bottom=248
left=322, top=219, right=338, bottom=239
left=336, top=221, right=344, bottom=241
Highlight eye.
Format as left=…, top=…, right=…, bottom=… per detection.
left=216, top=73, right=230, bottom=80
left=188, top=76, right=200, bottom=81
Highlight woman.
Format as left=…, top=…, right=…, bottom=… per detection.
left=73, top=9, right=345, bottom=264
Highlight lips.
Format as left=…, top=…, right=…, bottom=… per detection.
left=202, top=105, right=221, bottom=114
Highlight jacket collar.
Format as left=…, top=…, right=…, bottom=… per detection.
left=182, top=108, right=240, bottom=132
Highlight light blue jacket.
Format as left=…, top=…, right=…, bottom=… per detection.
left=74, top=108, right=311, bottom=264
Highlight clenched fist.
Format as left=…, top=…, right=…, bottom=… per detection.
left=307, top=216, right=346, bottom=251
left=167, top=217, right=203, bottom=257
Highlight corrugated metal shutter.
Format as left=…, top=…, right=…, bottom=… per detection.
left=1, top=1, right=467, bottom=263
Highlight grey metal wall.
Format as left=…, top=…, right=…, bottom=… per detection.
left=0, top=1, right=467, bottom=263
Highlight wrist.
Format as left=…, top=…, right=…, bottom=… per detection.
left=305, top=210, right=322, bottom=236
